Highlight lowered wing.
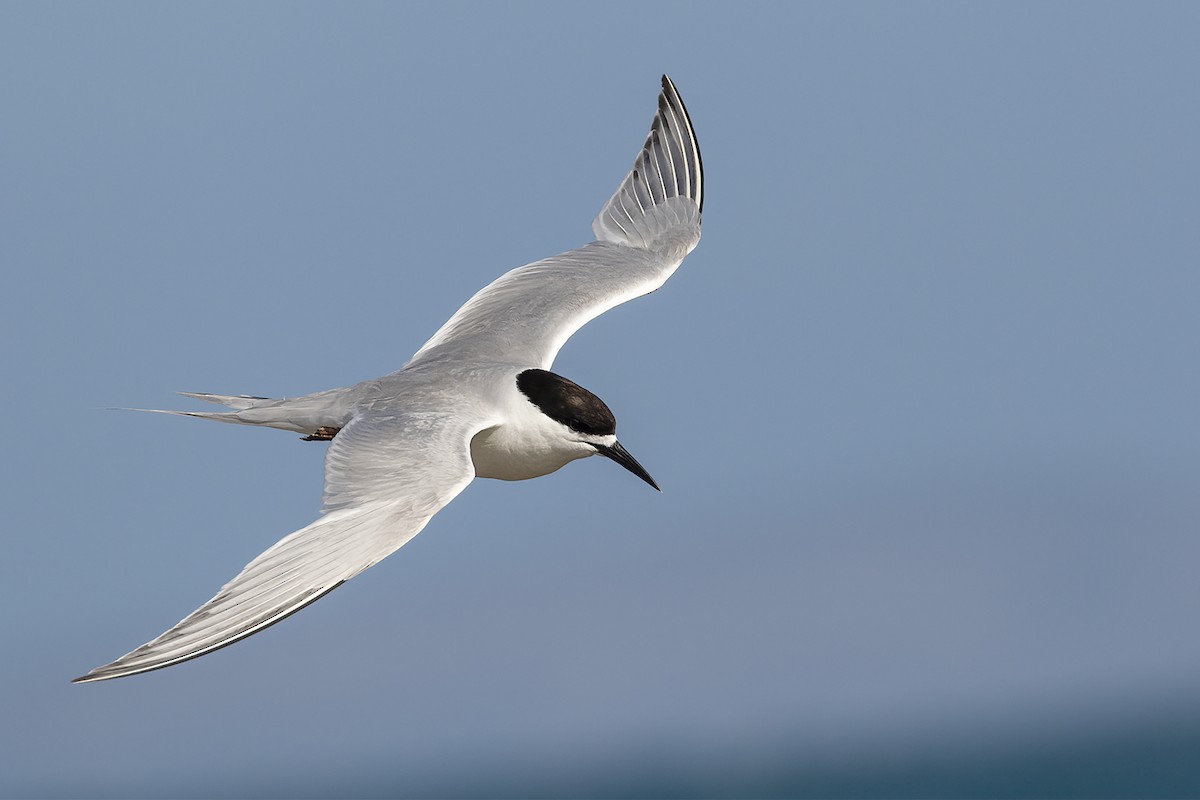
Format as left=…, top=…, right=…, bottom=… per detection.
left=74, top=410, right=491, bottom=682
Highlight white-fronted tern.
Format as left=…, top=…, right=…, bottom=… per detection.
left=76, top=75, right=702, bottom=683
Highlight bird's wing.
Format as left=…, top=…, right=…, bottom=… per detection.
left=408, top=75, right=702, bottom=371
left=74, top=410, right=490, bottom=683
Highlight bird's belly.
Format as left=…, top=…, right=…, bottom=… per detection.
left=470, top=425, right=586, bottom=481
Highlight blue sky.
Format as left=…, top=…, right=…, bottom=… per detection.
left=3, top=2, right=1199, bottom=796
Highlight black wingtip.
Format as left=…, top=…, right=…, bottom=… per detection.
left=656, top=74, right=702, bottom=216
left=71, top=670, right=105, bottom=684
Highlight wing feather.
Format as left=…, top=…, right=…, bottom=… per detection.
left=592, top=74, right=703, bottom=248
left=74, top=412, right=486, bottom=682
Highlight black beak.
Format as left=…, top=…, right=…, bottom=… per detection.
left=595, top=441, right=660, bottom=491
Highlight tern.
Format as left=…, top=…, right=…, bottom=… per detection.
left=75, top=75, right=702, bottom=683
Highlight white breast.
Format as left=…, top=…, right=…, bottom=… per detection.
left=469, top=421, right=593, bottom=481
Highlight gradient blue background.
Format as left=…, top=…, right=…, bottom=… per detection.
left=3, top=2, right=1199, bottom=797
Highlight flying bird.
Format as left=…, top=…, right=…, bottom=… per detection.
left=76, top=75, right=702, bottom=683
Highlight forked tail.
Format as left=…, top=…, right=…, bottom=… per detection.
left=124, top=390, right=349, bottom=437
left=176, top=391, right=270, bottom=411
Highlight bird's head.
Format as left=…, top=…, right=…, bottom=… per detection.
left=516, top=368, right=659, bottom=490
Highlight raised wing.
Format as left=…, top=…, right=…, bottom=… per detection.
left=73, top=411, right=488, bottom=682
left=408, top=75, right=702, bottom=371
